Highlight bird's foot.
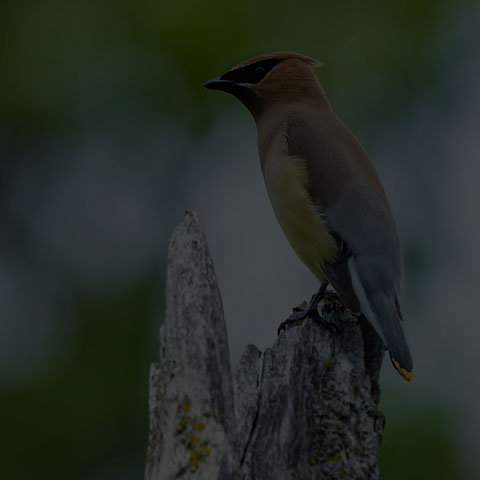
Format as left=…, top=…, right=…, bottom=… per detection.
left=277, top=305, right=310, bottom=335
left=277, top=294, right=339, bottom=336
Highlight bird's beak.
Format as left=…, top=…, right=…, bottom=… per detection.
left=203, top=77, right=234, bottom=91
left=204, top=74, right=256, bottom=110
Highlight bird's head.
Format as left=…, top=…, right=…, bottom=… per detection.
left=204, top=52, right=325, bottom=119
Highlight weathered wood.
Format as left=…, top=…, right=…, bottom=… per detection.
left=146, top=211, right=385, bottom=480
left=145, top=211, right=235, bottom=480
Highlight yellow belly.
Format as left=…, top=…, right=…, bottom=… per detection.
left=264, top=155, right=337, bottom=280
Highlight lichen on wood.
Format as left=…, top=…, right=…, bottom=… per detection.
left=145, top=211, right=385, bottom=480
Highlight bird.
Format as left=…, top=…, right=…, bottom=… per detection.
left=204, top=52, right=412, bottom=381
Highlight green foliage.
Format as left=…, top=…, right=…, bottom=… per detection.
left=1, top=0, right=449, bottom=138
left=379, top=394, right=466, bottom=480
left=0, top=276, right=162, bottom=479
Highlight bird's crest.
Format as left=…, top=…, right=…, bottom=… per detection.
left=233, top=52, right=323, bottom=70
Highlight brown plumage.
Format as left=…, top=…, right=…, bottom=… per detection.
left=205, top=52, right=413, bottom=381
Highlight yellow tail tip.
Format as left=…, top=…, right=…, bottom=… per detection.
left=392, top=358, right=412, bottom=381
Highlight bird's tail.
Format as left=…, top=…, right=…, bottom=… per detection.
left=370, top=293, right=413, bottom=381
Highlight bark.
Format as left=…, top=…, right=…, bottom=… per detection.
left=145, top=211, right=385, bottom=480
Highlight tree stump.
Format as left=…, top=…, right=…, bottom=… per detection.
left=145, top=211, right=385, bottom=480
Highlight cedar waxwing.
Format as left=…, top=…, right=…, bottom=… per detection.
left=204, top=52, right=413, bottom=381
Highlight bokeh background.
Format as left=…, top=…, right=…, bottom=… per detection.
left=1, top=0, right=479, bottom=478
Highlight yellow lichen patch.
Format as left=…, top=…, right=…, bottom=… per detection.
left=176, top=398, right=193, bottom=433
left=187, top=440, right=211, bottom=471
left=176, top=415, right=188, bottom=434
left=199, top=442, right=211, bottom=456
left=307, top=448, right=323, bottom=465
left=182, top=398, right=192, bottom=413
left=188, top=450, right=198, bottom=469
left=174, top=396, right=211, bottom=472
left=327, top=454, right=341, bottom=462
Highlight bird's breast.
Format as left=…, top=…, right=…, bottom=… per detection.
left=262, top=149, right=337, bottom=280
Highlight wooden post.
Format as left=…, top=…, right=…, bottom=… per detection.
left=145, top=211, right=385, bottom=480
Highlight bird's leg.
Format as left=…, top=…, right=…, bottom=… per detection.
left=278, top=282, right=337, bottom=335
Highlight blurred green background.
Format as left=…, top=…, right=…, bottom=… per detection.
left=1, top=0, right=479, bottom=478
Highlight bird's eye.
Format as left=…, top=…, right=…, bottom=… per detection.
left=220, top=59, right=280, bottom=84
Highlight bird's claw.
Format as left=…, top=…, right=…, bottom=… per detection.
left=277, top=305, right=339, bottom=336
left=277, top=310, right=306, bottom=335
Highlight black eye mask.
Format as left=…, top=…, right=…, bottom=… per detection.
left=220, top=58, right=282, bottom=84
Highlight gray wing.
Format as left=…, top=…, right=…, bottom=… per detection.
left=286, top=109, right=412, bottom=377
left=325, top=177, right=412, bottom=377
